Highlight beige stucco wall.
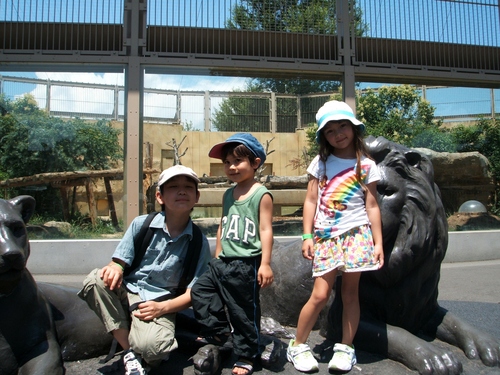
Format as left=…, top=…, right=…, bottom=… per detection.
left=144, top=125, right=310, bottom=178
left=75, top=123, right=310, bottom=221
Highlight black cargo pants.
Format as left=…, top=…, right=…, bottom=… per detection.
left=191, top=256, right=262, bottom=359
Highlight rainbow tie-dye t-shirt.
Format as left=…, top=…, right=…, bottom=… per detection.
left=306, top=154, right=380, bottom=239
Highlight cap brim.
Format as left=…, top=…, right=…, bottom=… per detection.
left=208, top=141, right=239, bottom=160
left=158, top=167, right=200, bottom=187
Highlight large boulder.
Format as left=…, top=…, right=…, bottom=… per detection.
left=416, top=148, right=494, bottom=213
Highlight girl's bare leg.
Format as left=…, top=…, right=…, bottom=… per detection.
left=294, top=270, right=337, bottom=345
left=340, top=272, right=361, bottom=346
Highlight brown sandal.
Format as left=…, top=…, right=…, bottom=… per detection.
left=232, top=357, right=254, bottom=375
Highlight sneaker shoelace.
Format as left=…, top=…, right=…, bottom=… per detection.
left=124, top=352, right=145, bottom=375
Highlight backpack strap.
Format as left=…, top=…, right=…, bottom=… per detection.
left=124, top=211, right=159, bottom=277
left=175, top=223, right=203, bottom=296
left=124, top=213, right=203, bottom=296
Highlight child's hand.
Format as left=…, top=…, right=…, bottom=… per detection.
left=99, top=263, right=123, bottom=290
left=374, top=243, right=384, bottom=269
left=133, top=300, right=165, bottom=321
left=258, top=264, right=274, bottom=288
left=301, top=239, right=314, bottom=260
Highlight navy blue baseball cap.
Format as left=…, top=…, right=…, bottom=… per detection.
left=209, top=133, right=266, bottom=167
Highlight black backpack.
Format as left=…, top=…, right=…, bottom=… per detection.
left=124, top=211, right=203, bottom=296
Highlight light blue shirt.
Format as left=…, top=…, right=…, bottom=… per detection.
left=112, top=212, right=211, bottom=302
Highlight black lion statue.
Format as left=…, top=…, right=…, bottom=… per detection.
left=327, top=136, right=500, bottom=374
left=0, top=195, right=112, bottom=375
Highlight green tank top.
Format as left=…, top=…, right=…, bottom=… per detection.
left=219, top=184, right=272, bottom=258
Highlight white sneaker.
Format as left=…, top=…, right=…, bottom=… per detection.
left=286, top=339, right=319, bottom=372
left=123, top=349, right=147, bottom=375
left=328, top=343, right=356, bottom=372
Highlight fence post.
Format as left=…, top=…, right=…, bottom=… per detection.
left=114, top=85, right=120, bottom=120
left=491, top=88, right=495, bottom=119
left=297, top=96, right=302, bottom=129
left=46, top=79, right=51, bottom=115
left=270, top=92, right=277, bottom=132
left=204, top=91, right=211, bottom=131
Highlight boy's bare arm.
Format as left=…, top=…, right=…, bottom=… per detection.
left=258, top=193, right=274, bottom=288
left=214, top=222, right=223, bottom=258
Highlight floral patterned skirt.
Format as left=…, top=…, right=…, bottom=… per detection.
left=312, top=224, right=379, bottom=276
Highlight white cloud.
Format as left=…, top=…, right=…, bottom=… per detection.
left=27, top=72, right=247, bottom=122
left=35, top=72, right=124, bottom=85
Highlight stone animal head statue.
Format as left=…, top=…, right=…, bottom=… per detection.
left=0, top=195, right=36, bottom=295
left=359, top=136, right=448, bottom=330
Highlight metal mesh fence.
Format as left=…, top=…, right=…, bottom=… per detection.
left=1, top=1, right=498, bottom=73
left=1, top=75, right=498, bottom=130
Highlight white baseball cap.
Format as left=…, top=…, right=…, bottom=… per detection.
left=316, top=100, right=365, bottom=142
left=157, top=165, right=199, bottom=189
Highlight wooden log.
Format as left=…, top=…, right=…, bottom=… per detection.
left=59, top=187, right=70, bottom=222
left=104, top=177, right=120, bottom=230
left=84, top=178, right=97, bottom=227
left=259, top=175, right=309, bottom=189
left=0, top=169, right=160, bottom=188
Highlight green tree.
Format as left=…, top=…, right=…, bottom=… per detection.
left=0, top=94, right=123, bottom=217
left=450, top=118, right=500, bottom=182
left=212, top=89, right=270, bottom=132
left=356, top=85, right=447, bottom=149
left=0, top=95, right=122, bottom=178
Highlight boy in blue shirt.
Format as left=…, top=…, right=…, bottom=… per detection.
left=79, top=165, right=211, bottom=375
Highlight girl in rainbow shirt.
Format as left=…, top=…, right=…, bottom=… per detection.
left=287, top=100, right=384, bottom=373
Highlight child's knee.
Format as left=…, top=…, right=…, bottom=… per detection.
left=78, top=268, right=102, bottom=300
left=130, top=332, right=177, bottom=365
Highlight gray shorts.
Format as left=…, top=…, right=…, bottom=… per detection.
left=78, top=268, right=178, bottom=365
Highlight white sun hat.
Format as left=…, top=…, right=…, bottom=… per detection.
left=315, top=100, right=365, bottom=142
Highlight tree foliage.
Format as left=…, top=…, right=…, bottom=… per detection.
left=212, top=90, right=270, bottom=132
left=450, top=118, right=500, bottom=183
left=0, top=94, right=123, bottom=179
left=226, top=0, right=366, bottom=96
left=356, top=85, right=448, bottom=149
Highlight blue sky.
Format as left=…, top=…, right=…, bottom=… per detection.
left=2, top=0, right=123, bottom=24
left=360, top=0, right=499, bottom=46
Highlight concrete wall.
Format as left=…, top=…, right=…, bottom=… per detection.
left=28, top=231, right=500, bottom=275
